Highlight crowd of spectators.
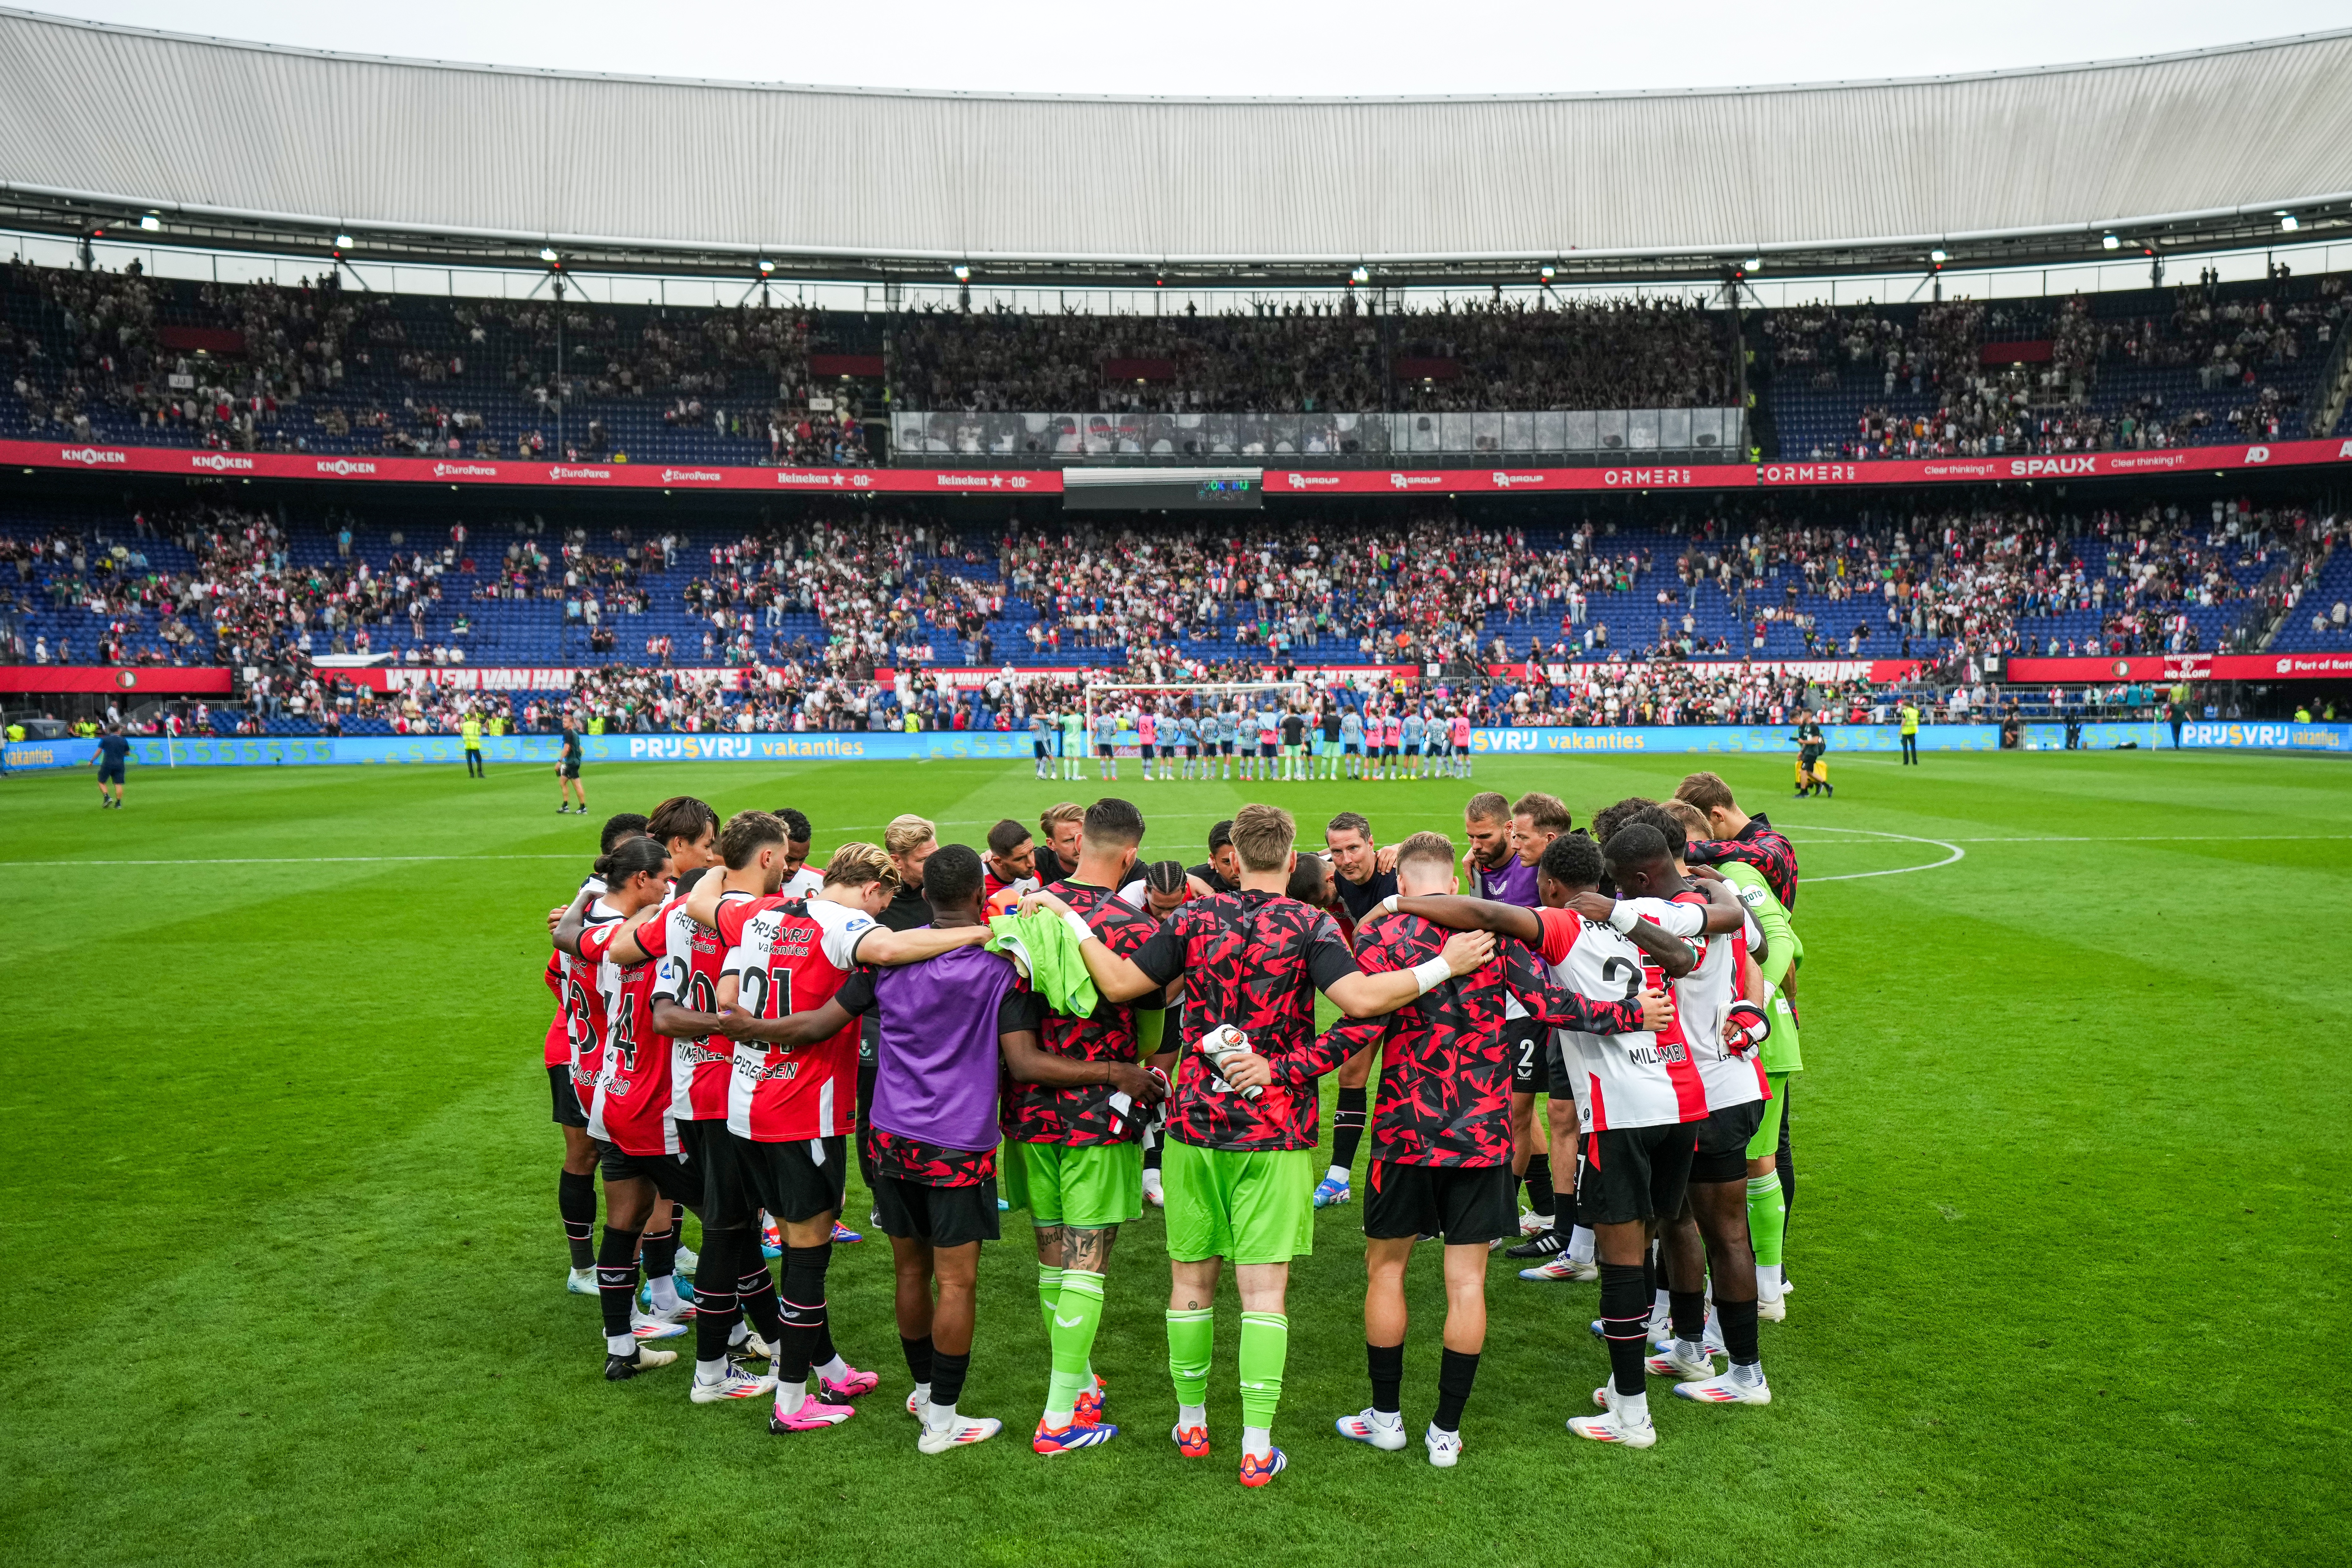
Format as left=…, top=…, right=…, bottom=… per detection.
left=1769, top=275, right=2348, bottom=461
left=3, top=490, right=2340, bottom=742
left=12, top=258, right=2348, bottom=472
left=1, top=259, right=872, bottom=465
left=889, top=295, right=1732, bottom=415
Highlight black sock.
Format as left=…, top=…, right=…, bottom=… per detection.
left=1524, top=1154, right=1555, bottom=1220
left=1775, top=1084, right=1796, bottom=1250
left=737, top=1257, right=783, bottom=1341
left=1367, top=1341, right=1404, bottom=1416
left=595, top=1225, right=643, bottom=1341
left=778, top=1245, right=830, bottom=1383
left=1718, top=1297, right=1761, bottom=1368
left=902, top=1334, right=936, bottom=1388
left=1332, top=1087, right=1368, bottom=1173
left=1598, top=1261, right=1650, bottom=1398
left=1434, top=1348, right=1480, bottom=1432
left=800, top=1241, right=837, bottom=1366
left=559, top=1170, right=596, bottom=1270
left=1669, top=1289, right=1707, bottom=1345
left=930, top=1349, right=971, bottom=1411
left=692, top=1229, right=742, bottom=1363
left=641, top=1217, right=678, bottom=1283
left=1143, top=1134, right=1163, bottom=1173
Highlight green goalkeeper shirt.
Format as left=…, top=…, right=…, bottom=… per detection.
left=1718, top=861, right=1804, bottom=1075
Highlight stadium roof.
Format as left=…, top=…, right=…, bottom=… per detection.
left=3, top=7, right=2350, bottom=289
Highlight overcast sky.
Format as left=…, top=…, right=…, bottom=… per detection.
left=32, top=0, right=2352, bottom=95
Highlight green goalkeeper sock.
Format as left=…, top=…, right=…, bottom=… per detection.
left=1747, top=1172, right=1787, bottom=1268
left=1036, top=1263, right=1065, bottom=1337
left=1237, top=1311, right=1289, bottom=1432
left=1046, top=1271, right=1106, bottom=1426
left=1166, top=1307, right=1214, bottom=1409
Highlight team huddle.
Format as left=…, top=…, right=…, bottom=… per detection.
left=540, top=771, right=1807, bottom=1482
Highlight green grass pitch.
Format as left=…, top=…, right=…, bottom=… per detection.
left=2, top=746, right=2345, bottom=1567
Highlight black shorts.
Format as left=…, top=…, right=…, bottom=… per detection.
left=1578, top=1120, right=1698, bottom=1227
left=705, top=1130, right=850, bottom=1227
left=1158, top=745, right=1173, bottom=758
left=1544, top=1033, right=1577, bottom=1100
left=874, top=1174, right=1001, bottom=1249
left=561, top=760, right=582, bottom=778
left=1506, top=1016, right=1546, bottom=1094
left=675, top=1116, right=723, bottom=1170
left=595, top=1139, right=705, bottom=1211
left=97, top=764, right=125, bottom=784
left=548, top=1062, right=589, bottom=1128
left=1364, top=1160, right=1517, bottom=1245
left=1403, top=744, right=1420, bottom=756
left=1034, top=741, right=1048, bottom=758
left=1097, top=743, right=1113, bottom=757
left=1220, top=740, right=1235, bottom=755
left=1689, top=1099, right=1766, bottom=1183
left=1382, top=745, right=1398, bottom=758
left=1184, top=745, right=1198, bottom=757
left=1259, top=742, right=1277, bottom=758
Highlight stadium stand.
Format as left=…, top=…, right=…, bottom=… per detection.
left=9, top=258, right=2348, bottom=467
left=3, top=487, right=2337, bottom=737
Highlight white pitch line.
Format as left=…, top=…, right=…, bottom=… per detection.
left=4, top=832, right=2344, bottom=873
left=1785, top=824, right=1965, bottom=882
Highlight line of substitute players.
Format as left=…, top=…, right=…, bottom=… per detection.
left=539, top=771, right=1806, bottom=1482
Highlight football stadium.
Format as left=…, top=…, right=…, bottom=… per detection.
left=2, top=8, right=2349, bottom=1564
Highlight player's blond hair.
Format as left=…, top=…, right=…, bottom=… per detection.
left=1039, top=801, right=1084, bottom=838
left=822, top=841, right=900, bottom=891
left=882, top=813, right=936, bottom=859
left=1229, top=802, right=1297, bottom=873
left=1658, top=798, right=1710, bottom=840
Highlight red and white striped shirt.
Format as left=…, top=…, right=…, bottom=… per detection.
left=580, top=909, right=677, bottom=1155
left=557, top=901, right=625, bottom=1111
left=718, top=895, right=875, bottom=1142
left=1646, top=891, right=1769, bottom=1114
left=642, top=892, right=746, bottom=1122
left=1533, top=903, right=1708, bottom=1131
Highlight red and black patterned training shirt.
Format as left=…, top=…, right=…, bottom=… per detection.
left=1002, top=878, right=1166, bottom=1147
left=1686, top=813, right=1800, bottom=911
left=1303, top=913, right=1648, bottom=1167
left=1132, top=888, right=1359, bottom=1153
left=867, top=1128, right=997, bottom=1188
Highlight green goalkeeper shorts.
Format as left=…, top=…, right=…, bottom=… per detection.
left=1162, top=1142, right=1317, bottom=1265
left=1001, top=1140, right=1142, bottom=1230
left=1746, top=1072, right=1794, bottom=1161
